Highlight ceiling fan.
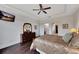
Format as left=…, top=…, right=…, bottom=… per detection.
left=33, top=4, right=51, bottom=15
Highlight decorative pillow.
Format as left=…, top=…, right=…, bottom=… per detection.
left=69, top=34, right=79, bottom=48
left=62, top=33, right=72, bottom=43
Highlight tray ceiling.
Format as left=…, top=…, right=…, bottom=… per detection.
left=0, top=4, right=79, bottom=21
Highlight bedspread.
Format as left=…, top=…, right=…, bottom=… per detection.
left=30, top=35, right=79, bottom=54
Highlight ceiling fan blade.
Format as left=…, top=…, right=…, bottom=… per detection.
left=38, top=11, right=41, bottom=15
left=39, top=4, right=43, bottom=9
left=43, top=11, right=47, bottom=14
left=44, top=7, right=51, bottom=10
left=33, top=9, right=40, bottom=11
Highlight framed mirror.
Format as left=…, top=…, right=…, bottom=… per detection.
left=23, top=23, right=32, bottom=33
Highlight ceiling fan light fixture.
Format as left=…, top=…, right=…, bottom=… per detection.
left=33, top=4, right=51, bottom=15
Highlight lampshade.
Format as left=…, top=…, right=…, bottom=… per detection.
left=70, top=28, right=77, bottom=33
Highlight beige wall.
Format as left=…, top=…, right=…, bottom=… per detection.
left=39, top=15, right=76, bottom=36
left=74, top=9, right=79, bottom=28
left=0, top=15, right=38, bottom=49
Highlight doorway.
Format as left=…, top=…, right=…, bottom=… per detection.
left=44, top=23, right=49, bottom=35
left=55, top=25, right=58, bottom=34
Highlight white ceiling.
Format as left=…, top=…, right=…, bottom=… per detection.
left=0, top=4, right=79, bottom=21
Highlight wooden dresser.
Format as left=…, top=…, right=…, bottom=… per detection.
left=22, top=32, right=36, bottom=43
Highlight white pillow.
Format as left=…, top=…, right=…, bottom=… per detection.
left=62, top=33, right=72, bottom=43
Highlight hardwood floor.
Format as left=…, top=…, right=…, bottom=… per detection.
left=0, top=41, right=40, bottom=54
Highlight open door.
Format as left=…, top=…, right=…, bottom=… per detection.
left=55, top=25, right=58, bottom=34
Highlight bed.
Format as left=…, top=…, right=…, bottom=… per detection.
left=30, top=34, right=79, bottom=54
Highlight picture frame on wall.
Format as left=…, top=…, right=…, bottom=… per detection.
left=62, top=24, right=68, bottom=29
left=0, top=10, right=15, bottom=22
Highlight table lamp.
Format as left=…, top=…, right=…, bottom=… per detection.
left=70, top=28, right=77, bottom=33
left=70, top=28, right=78, bottom=37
